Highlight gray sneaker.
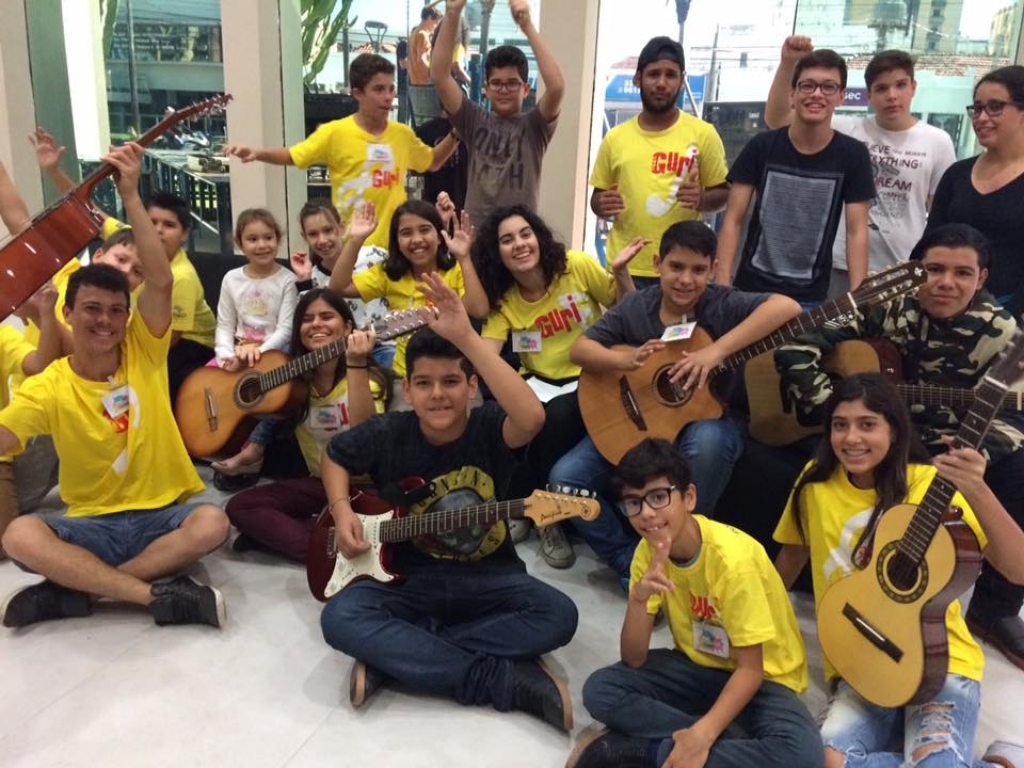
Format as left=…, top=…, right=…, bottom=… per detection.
left=1, top=581, right=92, bottom=628
left=984, top=741, right=1024, bottom=768
left=539, top=524, right=575, bottom=569
left=508, top=518, right=531, bottom=544
left=149, top=576, right=225, bottom=628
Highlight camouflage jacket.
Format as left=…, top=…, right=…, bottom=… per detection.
left=774, top=290, right=1023, bottom=463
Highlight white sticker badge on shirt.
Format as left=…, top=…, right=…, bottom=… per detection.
left=661, top=321, right=697, bottom=342
left=102, top=385, right=131, bottom=419
left=309, top=405, right=344, bottom=433
left=367, top=143, right=394, bottom=166
left=692, top=621, right=730, bottom=658
left=512, top=331, right=543, bottom=353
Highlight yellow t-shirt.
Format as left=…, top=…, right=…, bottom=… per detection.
left=481, top=250, right=616, bottom=381
left=22, top=258, right=79, bottom=347
left=296, top=376, right=386, bottom=477
left=774, top=463, right=987, bottom=683
left=0, top=313, right=205, bottom=517
left=0, top=325, right=35, bottom=464
left=353, top=263, right=465, bottom=377
left=633, top=515, right=808, bottom=693
left=591, top=111, right=728, bottom=277
left=101, top=218, right=216, bottom=348
left=289, top=116, right=434, bottom=249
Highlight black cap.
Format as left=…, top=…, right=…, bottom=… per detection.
left=637, top=36, right=685, bottom=74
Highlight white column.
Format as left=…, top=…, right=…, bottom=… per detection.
left=61, top=0, right=110, bottom=161
left=220, top=0, right=306, bottom=255
left=536, top=0, right=600, bottom=250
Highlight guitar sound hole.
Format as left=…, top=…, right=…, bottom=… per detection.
left=654, top=368, right=690, bottom=407
left=236, top=376, right=262, bottom=408
left=885, top=550, right=921, bottom=593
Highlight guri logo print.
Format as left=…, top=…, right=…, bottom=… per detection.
left=690, top=592, right=718, bottom=621
left=535, top=294, right=585, bottom=338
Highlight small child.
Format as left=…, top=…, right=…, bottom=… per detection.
left=569, top=438, right=822, bottom=768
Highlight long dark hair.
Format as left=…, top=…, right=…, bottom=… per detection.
left=789, top=373, right=930, bottom=544
left=289, top=288, right=392, bottom=415
left=384, top=200, right=454, bottom=281
left=471, top=205, right=569, bottom=311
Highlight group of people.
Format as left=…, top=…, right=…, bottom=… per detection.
left=2, top=1, right=1024, bottom=766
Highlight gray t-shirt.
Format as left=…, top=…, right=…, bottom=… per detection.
left=449, top=97, right=557, bottom=225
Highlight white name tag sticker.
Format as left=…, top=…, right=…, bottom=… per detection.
left=661, top=321, right=697, bottom=342
left=309, top=405, right=343, bottom=432
left=692, top=621, right=730, bottom=658
left=512, top=331, right=543, bottom=353
left=102, top=385, right=130, bottom=419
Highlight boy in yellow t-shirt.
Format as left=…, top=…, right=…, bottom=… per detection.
left=225, top=53, right=457, bottom=249
left=0, top=144, right=229, bottom=630
left=569, top=439, right=820, bottom=768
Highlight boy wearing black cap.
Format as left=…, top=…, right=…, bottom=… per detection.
left=591, top=36, right=730, bottom=287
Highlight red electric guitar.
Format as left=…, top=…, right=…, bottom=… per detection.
left=0, top=94, right=232, bottom=320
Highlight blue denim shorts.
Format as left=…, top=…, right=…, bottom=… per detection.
left=45, top=503, right=201, bottom=567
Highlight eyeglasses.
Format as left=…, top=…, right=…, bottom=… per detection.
left=965, top=100, right=1024, bottom=118
left=796, top=80, right=842, bottom=96
left=618, top=486, right=678, bottom=518
left=487, top=79, right=524, bottom=93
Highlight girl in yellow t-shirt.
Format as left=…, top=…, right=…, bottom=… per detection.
left=224, top=288, right=390, bottom=563
left=471, top=205, right=644, bottom=568
left=329, top=198, right=487, bottom=379
left=773, top=373, right=1024, bottom=768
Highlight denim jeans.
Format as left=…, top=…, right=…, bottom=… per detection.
left=583, top=649, right=823, bottom=768
left=320, top=569, right=577, bottom=709
left=821, top=675, right=996, bottom=768
left=548, top=417, right=745, bottom=578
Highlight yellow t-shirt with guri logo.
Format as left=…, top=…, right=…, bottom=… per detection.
left=296, top=376, right=386, bottom=477
left=0, top=326, right=35, bottom=464
left=775, top=463, right=987, bottom=682
left=0, top=313, right=205, bottom=516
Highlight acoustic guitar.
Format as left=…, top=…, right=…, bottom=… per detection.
left=0, top=94, right=232, bottom=320
left=577, top=262, right=926, bottom=463
left=747, top=338, right=1024, bottom=446
left=175, top=308, right=426, bottom=458
left=307, top=482, right=600, bottom=601
left=816, top=329, right=1024, bottom=708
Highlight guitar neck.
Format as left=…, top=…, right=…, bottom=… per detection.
left=719, top=293, right=859, bottom=372
left=898, top=384, right=1023, bottom=412
left=256, top=309, right=429, bottom=392
left=380, top=499, right=525, bottom=543
left=900, top=382, right=1007, bottom=562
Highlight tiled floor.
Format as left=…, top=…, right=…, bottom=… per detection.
left=1, top=467, right=1022, bottom=767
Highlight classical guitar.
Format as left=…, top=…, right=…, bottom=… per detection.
left=307, top=483, right=600, bottom=601
left=816, top=329, right=1024, bottom=708
left=0, top=94, right=232, bottom=320
left=175, top=308, right=426, bottom=458
left=577, top=262, right=926, bottom=463
left=748, top=338, right=1024, bottom=446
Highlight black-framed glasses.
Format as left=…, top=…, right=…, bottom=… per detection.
left=618, top=486, right=678, bottom=518
left=966, top=100, right=1024, bottom=118
left=487, top=78, right=524, bottom=93
left=796, top=80, right=842, bottom=96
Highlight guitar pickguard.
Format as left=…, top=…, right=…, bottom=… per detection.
left=323, top=510, right=396, bottom=598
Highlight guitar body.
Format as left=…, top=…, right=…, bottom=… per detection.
left=174, top=350, right=307, bottom=458
left=578, top=328, right=723, bottom=463
left=0, top=193, right=104, bottom=318
left=748, top=339, right=901, bottom=446
left=817, top=502, right=982, bottom=708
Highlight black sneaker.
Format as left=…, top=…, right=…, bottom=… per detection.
left=349, top=660, right=388, bottom=709
left=149, top=576, right=225, bottom=628
left=1, top=580, right=92, bottom=628
left=565, top=726, right=653, bottom=768
left=511, top=658, right=573, bottom=732
left=212, top=471, right=260, bottom=493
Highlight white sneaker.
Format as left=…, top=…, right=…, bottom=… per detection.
left=508, top=518, right=531, bottom=544
left=984, top=741, right=1024, bottom=768
left=539, top=524, right=575, bottom=569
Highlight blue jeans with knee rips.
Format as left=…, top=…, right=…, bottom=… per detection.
left=548, top=417, right=745, bottom=579
left=821, top=675, right=998, bottom=767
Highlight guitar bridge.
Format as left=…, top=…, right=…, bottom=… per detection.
left=618, top=376, right=647, bottom=432
left=203, top=387, right=218, bottom=432
left=842, top=603, right=903, bottom=662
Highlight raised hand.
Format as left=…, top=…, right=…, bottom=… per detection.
left=676, top=163, right=702, bottom=210
left=25, top=281, right=58, bottom=316
left=509, top=0, right=532, bottom=28
left=445, top=0, right=467, bottom=12
left=610, top=237, right=652, bottom=273
left=435, top=191, right=457, bottom=229
left=781, top=35, right=813, bottom=63
left=630, top=538, right=675, bottom=604
left=594, top=187, right=626, bottom=218
left=224, top=144, right=257, bottom=163
left=290, top=251, right=312, bottom=281
left=416, top=271, right=472, bottom=344
left=346, top=201, right=378, bottom=243
left=29, top=128, right=66, bottom=172
left=103, top=142, right=144, bottom=199
left=441, top=210, right=474, bottom=262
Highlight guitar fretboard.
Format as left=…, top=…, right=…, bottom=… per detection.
left=898, top=385, right=1023, bottom=412
left=380, top=499, right=526, bottom=543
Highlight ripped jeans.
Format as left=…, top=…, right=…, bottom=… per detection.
left=821, top=675, right=996, bottom=767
